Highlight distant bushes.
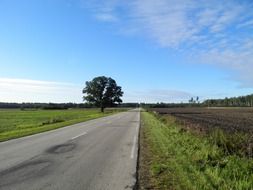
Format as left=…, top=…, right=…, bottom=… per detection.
left=0, top=102, right=95, bottom=109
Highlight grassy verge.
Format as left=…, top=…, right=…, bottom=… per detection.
left=0, top=108, right=126, bottom=142
left=139, top=111, right=253, bottom=190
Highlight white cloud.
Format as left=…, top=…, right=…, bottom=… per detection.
left=84, top=0, right=253, bottom=87
left=128, top=0, right=198, bottom=47
left=86, top=0, right=251, bottom=47
left=1, top=78, right=193, bottom=103
left=197, top=38, right=253, bottom=87
left=123, top=89, right=193, bottom=103
left=0, top=78, right=82, bottom=103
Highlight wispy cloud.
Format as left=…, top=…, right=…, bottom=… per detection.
left=124, top=89, right=193, bottom=103
left=0, top=78, right=82, bottom=103
left=237, top=19, right=253, bottom=28
left=94, top=13, right=118, bottom=22
left=197, top=38, right=253, bottom=87
left=85, top=0, right=252, bottom=47
left=83, top=0, right=253, bottom=87
left=81, top=0, right=121, bottom=22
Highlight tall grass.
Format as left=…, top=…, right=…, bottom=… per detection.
left=141, top=111, right=253, bottom=190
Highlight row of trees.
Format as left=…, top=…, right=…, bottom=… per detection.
left=140, top=95, right=253, bottom=108
left=0, top=102, right=139, bottom=109
left=203, top=94, right=253, bottom=107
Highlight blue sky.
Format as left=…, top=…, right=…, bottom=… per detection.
left=0, top=0, right=253, bottom=103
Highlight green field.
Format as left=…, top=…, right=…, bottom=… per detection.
left=139, top=111, right=253, bottom=190
left=0, top=108, right=125, bottom=142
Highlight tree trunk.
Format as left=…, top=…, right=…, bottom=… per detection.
left=101, top=107, right=104, bottom=112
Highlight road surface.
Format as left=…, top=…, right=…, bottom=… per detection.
left=0, top=109, right=140, bottom=190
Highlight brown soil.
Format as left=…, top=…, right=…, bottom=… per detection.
left=151, top=107, right=253, bottom=133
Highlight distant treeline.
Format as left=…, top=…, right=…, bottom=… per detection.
left=1, top=93, right=253, bottom=109
left=141, top=94, right=253, bottom=108
left=0, top=102, right=90, bottom=109
left=0, top=102, right=140, bottom=109
left=202, top=94, right=253, bottom=107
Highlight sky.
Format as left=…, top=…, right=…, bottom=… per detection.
left=0, top=0, right=253, bottom=103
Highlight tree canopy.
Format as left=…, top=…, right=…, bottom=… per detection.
left=82, top=76, right=123, bottom=112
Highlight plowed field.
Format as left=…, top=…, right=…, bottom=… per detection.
left=150, top=107, right=253, bottom=133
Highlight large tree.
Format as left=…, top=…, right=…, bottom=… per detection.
left=82, top=76, right=123, bottom=112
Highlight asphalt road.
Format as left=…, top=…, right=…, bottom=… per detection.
left=0, top=109, right=140, bottom=190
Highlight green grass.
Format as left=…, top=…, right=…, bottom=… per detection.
left=0, top=108, right=125, bottom=142
left=141, top=111, right=253, bottom=190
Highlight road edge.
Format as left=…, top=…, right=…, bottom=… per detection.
left=133, top=110, right=141, bottom=190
